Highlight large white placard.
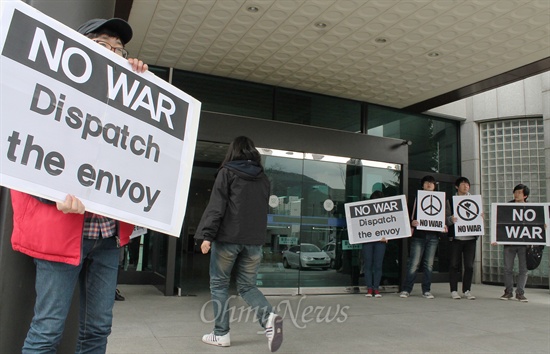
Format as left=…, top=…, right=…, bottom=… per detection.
left=452, top=195, right=484, bottom=237
left=490, top=203, right=549, bottom=245
left=345, top=195, right=412, bottom=244
left=415, top=190, right=446, bottom=232
left=0, top=2, right=201, bottom=236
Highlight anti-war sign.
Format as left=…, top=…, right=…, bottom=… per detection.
left=491, top=203, right=549, bottom=245
left=416, top=190, right=446, bottom=232
left=345, top=195, right=411, bottom=244
left=453, top=195, right=484, bottom=237
left=0, top=2, right=201, bottom=236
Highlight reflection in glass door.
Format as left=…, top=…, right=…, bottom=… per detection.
left=258, top=148, right=402, bottom=294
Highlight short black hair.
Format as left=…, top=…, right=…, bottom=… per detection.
left=513, top=184, right=530, bottom=198
left=370, top=190, right=384, bottom=199
left=455, top=177, right=470, bottom=187
left=420, top=175, right=436, bottom=186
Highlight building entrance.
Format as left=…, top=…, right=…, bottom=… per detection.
left=178, top=142, right=403, bottom=295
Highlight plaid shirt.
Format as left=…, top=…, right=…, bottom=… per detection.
left=83, top=212, right=117, bottom=240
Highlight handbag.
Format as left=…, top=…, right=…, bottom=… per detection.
left=525, top=245, right=545, bottom=270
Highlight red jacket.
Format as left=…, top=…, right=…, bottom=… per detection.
left=11, top=190, right=133, bottom=266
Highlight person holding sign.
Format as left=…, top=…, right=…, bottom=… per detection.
left=400, top=175, right=448, bottom=299
left=499, top=184, right=530, bottom=302
left=362, top=190, right=388, bottom=298
left=446, top=177, right=480, bottom=300
left=196, top=137, right=283, bottom=352
left=10, top=18, right=148, bottom=354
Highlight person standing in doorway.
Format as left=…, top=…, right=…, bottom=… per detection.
left=400, top=175, right=448, bottom=299
left=500, top=184, right=530, bottom=302
left=196, top=136, right=283, bottom=352
left=362, top=190, right=388, bottom=298
left=447, top=177, right=479, bottom=300
left=10, top=18, right=148, bottom=353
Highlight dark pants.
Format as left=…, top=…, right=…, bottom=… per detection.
left=449, top=239, right=476, bottom=292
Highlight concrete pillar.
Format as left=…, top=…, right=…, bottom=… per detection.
left=542, top=72, right=550, bottom=291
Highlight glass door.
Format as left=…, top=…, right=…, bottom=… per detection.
left=258, top=148, right=402, bottom=294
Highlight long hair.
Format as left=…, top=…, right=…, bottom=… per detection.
left=222, top=136, right=262, bottom=165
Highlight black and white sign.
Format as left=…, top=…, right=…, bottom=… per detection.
left=0, top=2, right=201, bottom=236
left=345, top=195, right=411, bottom=244
left=416, top=191, right=446, bottom=232
left=491, top=203, right=549, bottom=245
left=453, top=195, right=484, bottom=237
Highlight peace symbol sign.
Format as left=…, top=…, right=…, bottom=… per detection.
left=420, top=194, right=442, bottom=216
left=457, top=199, right=479, bottom=221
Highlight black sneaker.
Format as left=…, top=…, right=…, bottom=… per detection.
left=516, top=293, right=528, bottom=302
left=500, top=291, right=513, bottom=300
left=115, top=288, right=125, bottom=301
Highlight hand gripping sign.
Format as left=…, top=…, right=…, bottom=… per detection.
left=491, top=203, right=549, bottom=246
left=416, top=190, right=446, bottom=232
left=345, top=195, right=412, bottom=244
left=0, top=2, right=201, bottom=236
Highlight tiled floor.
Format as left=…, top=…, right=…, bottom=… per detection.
left=107, top=282, right=550, bottom=353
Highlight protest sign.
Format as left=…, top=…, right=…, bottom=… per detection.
left=453, top=195, right=484, bottom=237
left=490, top=203, right=549, bottom=245
left=0, top=2, right=201, bottom=236
left=415, top=190, right=446, bottom=232
left=345, top=195, right=411, bottom=244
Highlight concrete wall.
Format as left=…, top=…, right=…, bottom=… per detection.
left=428, top=72, right=550, bottom=287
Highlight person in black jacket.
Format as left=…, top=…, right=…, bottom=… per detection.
left=400, top=175, right=448, bottom=299
left=447, top=177, right=479, bottom=300
left=196, top=136, right=283, bottom=352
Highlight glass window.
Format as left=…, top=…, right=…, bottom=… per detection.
left=480, top=118, right=547, bottom=285
left=367, top=105, right=459, bottom=175
left=275, top=89, right=361, bottom=132
left=171, top=70, right=273, bottom=119
left=148, top=65, right=170, bottom=82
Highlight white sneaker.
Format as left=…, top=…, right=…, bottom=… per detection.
left=464, top=290, right=476, bottom=300
left=399, top=291, right=410, bottom=298
left=265, top=313, right=283, bottom=352
left=423, top=292, right=435, bottom=299
left=451, top=291, right=461, bottom=299
left=202, top=332, right=230, bottom=347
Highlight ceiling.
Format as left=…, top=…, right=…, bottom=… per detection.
left=120, top=0, right=550, bottom=113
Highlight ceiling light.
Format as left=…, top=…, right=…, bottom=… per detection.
left=247, top=6, right=259, bottom=13
left=315, top=22, right=327, bottom=29
left=374, top=38, right=387, bottom=43
left=427, top=51, right=440, bottom=57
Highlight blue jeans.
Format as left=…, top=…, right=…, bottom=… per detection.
left=23, top=237, right=120, bottom=354
left=503, top=245, right=528, bottom=295
left=402, top=235, right=439, bottom=293
left=209, top=241, right=272, bottom=336
left=362, top=242, right=386, bottom=290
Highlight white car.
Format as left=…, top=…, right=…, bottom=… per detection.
left=282, top=243, right=331, bottom=270
left=321, top=242, right=336, bottom=269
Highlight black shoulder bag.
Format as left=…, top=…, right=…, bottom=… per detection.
left=526, top=245, right=545, bottom=271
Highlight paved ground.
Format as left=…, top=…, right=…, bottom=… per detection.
left=107, top=282, right=550, bottom=354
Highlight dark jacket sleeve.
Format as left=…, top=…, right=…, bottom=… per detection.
left=445, top=198, right=454, bottom=226
left=194, top=169, right=230, bottom=242
left=446, top=198, right=455, bottom=240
